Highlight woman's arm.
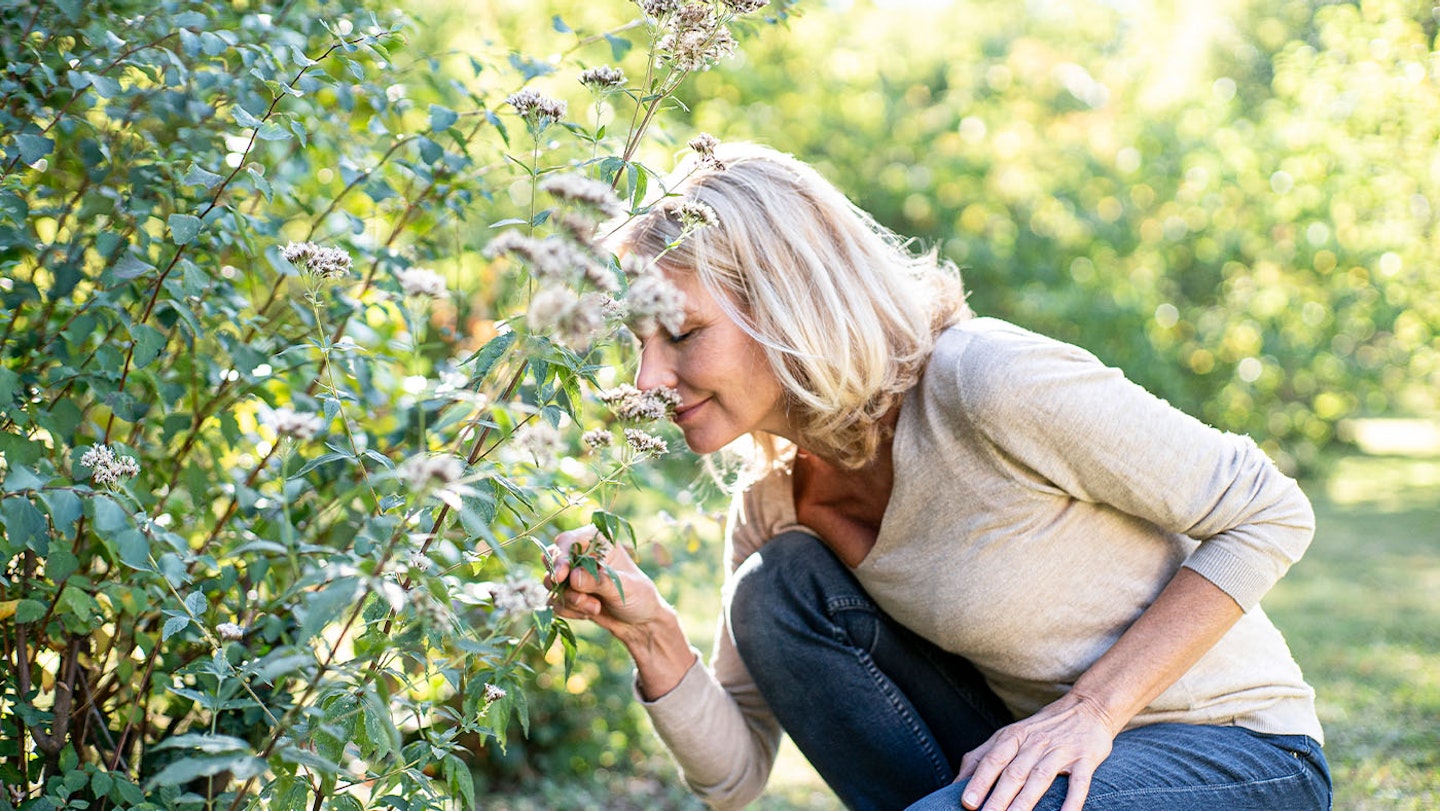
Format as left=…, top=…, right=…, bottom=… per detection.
left=545, top=526, right=783, bottom=809
left=955, top=568, right=1243, bottom=811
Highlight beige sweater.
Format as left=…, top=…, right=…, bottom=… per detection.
left=640, top=318, right=1322, bottom=809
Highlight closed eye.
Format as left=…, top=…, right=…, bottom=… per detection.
left=667, top=329, right=696, bottom=345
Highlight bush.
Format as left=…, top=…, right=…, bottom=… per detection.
left=0, top=0, right=792, bottom=807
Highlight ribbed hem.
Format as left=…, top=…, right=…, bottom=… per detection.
left=1183, top=544, right=1272, bottom=611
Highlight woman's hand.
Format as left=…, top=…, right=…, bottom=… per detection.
left=543, top=527, right=697, bottom=699
left=544, top=526, right=665, bottom=634
left=956, top=692, right=1119, bottom=811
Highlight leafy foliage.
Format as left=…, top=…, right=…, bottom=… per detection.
left=0, top=0, right=790, bottom=807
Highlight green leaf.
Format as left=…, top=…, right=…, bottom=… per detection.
left=443, top=754, right=475, bottom=808
left=130, top=323, right=167, bottom=369
left=3, top=465, right=46, bottom=492
left=329, top=795, right=364, bottom=811
left=297, top=576, right=361, bottom=642
left=145, top=754, right=264, bottom=788
left=233, top=105, right=264, bottom=128
left=605, top=33, right=633, bottom=61
left=168, top=213, right=202, bottom=245
left=1, top=498, right=48, bottom=554
left=151, top=733, right=252, bottom=753
left=461, top=330, right=517, bottom=382
left=429, top=104, right=459, bottom=132
left=15, top=599, right=46, bottom=623
left=183, top=163, right=223, bottom=188
left=15, top=133, right=54, bottom=164
left=162, top=615, right=190, bottom=640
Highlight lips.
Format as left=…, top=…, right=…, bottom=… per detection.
left=673, top=398, right=709, bottom=424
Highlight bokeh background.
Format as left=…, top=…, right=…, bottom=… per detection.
left=441, top=0, right=1440, bottom=808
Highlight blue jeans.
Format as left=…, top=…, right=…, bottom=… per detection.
left=727, top=532, right=1332, bottom=811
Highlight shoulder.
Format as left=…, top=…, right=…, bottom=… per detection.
left=923, top=318, right=1114, bottom=415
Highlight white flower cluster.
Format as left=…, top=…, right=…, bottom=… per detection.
left=676, top=200, right=719, bottom=230
left=513, top=421, right=565, bottom=467
left=579, top=65, right=626, bottom=90
left=485, top=231, right=617, bottom=292
left=491, top=575, right=550, bottom=616
left=80, top=444, right=140, bottom=485
left=398, top=267, right=447, bottom=299
left=623, top=270, right=688, bottom=338
left=216, top=622, right=245, bottom=641
left=505, top=88, right=567, bottom=129
left=398, top=453, right=465, bottom=491
left=599, top=384, right=682, bottom=422
left=624, top=428, right=669, bottom=455
left=724, top=0, right=769, bottom=12
left=651, top=2, right=739, bottom=73
left=539, top=173, right=626, bottom=219
left=527, top=288, right=609, bottom=348
left=689, top=132, right=725, bottom=170
left=582, top=429, right=614, bottom=450
left=267, top=407, right=324, bottom=441
left=484, top=683, right=507, bottom=703
left=281, top=241, right=352, bottom=279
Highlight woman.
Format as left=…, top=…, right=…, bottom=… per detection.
left=545, top=143, right=1331, bottom=811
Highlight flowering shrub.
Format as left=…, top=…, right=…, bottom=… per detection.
left=0, top=0, right=791, bottom=807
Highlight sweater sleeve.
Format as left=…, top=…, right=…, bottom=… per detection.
left=634, top=480, right=788, bottom=809
left=949, top=322, right=1315, bottom=610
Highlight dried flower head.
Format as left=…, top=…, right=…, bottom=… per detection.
left=639, top=0, right=684, bottom=18
left=675, top=200, right=719, bottom=230
left=624, top=428, right=670, bottom=455
left=539, top=173, right=626, bottom=218
left=267, top=407, right=325, bottom=441
left=484, top=683, right=507, bottom=703
left=513, top=421, right=564, bottom=467
left=80, top=444, right=141, bottom=486
left=491, top=575, right=550, bottom=616
left=599, top=384, right=682, bottom=422
left=282, top=241, right=352, bottom=279
left=407, top=551, right=432, bottom=572
left=689, top=132, right=719, bottom=157
left=624, top=271, right=688, bottom=337
left=397, top=267, right=447, bottom=299
left=505, top=88, right=567, bottom=129
left=724, top=0, right=769, bottom=13
left=487, top=231, right=591, bottom=283
left=528, top=286, right=607, bottom=348
left=216, top=622, right=245, bottom=641
left=399, top=454, right=465, bottom=491
left=579, top=65, right=626, bottom=90
left=582, top=429, right=614, bottom=450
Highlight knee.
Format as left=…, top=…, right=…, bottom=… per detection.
left=726, top=531, right=839, bottom=661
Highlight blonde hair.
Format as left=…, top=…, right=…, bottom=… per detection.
left=614, top=143, right=971, bottom=470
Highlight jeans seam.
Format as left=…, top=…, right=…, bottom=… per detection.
left=828, top=618, right=952, bottom=786
left=1087, top=753, right=1317, bottom=803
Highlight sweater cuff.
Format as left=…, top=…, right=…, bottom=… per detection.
left=1182, top=543, right=1272, bottom=611
left=634, top=647, right=710, bottom=714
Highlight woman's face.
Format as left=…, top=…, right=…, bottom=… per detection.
left=634, top=272, right=792, bottom=454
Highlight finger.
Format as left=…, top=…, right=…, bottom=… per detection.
left=957, top=739, right=993, bottom=782
left=961, top=736, right=1021, bottom=809
left=976, top=755, right=1040, bottom=811
left=1000, top=753, right=1070, bottom=811
left=1057, top=765, right=1094, bottom=811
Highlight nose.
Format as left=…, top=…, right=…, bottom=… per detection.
left=634, top=337, right=677, bottom=392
